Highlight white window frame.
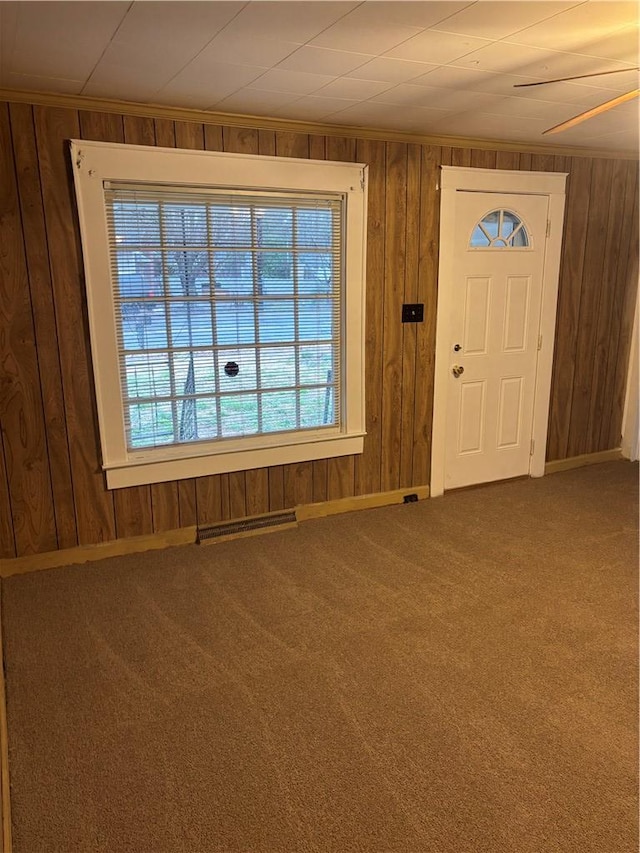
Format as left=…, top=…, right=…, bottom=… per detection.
left=70, top=140, right=368, bottom=489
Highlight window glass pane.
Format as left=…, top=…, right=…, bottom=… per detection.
left=481, top=210, right=499, bottom=238
left=169, top=302, right=213, bottom=347
left=210, top=206, right=251, bottom=247
left=297, top=253, right=333, bottom=294
left=216, top=302, right=256, bottom=345
left=298, top=298, right=333, bottom=341
left=173, top=351, right=216, bottom=396
left=121, top=302, right=167, bottom=350
left=257, top=207, right=293, bottom=247
left=257, top=251, right=293, bottom=295
left=213, top=251, right=253, bottom=293
left=470, top=226, right=490, bottom=247
left=296, top=208, right=332, bottom=248
left=259, top=300, right=295, bottom=342
left=260, top=346, right=296, bottom=389
left=125, top=353, right=171, bottom=399
left=220, top=394, right=259, bottom=437
left=300, top=387, right=333, bottom=428
left=194, top=400, right=218, bottom=440
left=299, top=344, right=333, bottom=385
left=162, top=204, right=208, bottom=246
left=261, top=391, right=297, bottom=433
left=218, top=348, right=258, bottom=393
left=113, top=202, right=160, bottom=245
left=128, top=401, right=174, bottom=448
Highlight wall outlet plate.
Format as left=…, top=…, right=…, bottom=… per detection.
left=402, top=303, right=424, bottom=323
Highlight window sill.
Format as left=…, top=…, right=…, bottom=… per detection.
left=105, top=432, right=365, bottom=488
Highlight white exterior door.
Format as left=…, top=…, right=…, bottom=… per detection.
left=444, top=191, right=549, bottom=490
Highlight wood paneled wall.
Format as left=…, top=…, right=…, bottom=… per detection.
left=0, top=100, right=637, bottom=557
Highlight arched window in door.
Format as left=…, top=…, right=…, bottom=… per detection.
left=470, top=209, right=529, bottom=248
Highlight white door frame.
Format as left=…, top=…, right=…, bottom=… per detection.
left=431, top=166, right=567, bottom=497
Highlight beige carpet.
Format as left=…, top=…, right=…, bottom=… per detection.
left=2, top=461, right=638, bottom=852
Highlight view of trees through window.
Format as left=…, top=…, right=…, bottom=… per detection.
left=108, top=191, right=342, bottom=450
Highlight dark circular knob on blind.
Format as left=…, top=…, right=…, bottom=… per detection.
left=224, top=361, right=239, bottom=377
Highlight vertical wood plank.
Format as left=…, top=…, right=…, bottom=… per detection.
left=35, top=105, right=117, bottom=544
left=495, top=151, right=520, bottom=170
left=381, top=141, right=407, bottom=492
left=275, top=131, right=309, bottom=158
left=79, top=110, right=154, bottom=538
left=123, top=114, right=155, bottom=146
left=607, top=179, right=639, bottom=449
left=196, top=475, right=222, bottom=526
left=177, top=121, right=207, bottom=149
left=399, top=143, right=421, bottom=488
left=601, top=162, right=639, bottom=449
left=312, top=459, right=328, bottom=503
left=0, top=103, right=57, bottom=555
left=229, top=473, right=247, bottom=519
left=354, top=138, right=385, bottom=496
left=471, top=148, right=497, bottom=169
left=9, top=102, right=77, bottom=549
left=283, top=464, right=313, bottom=507
left=546, top=156, right=592, bottom=461
left=222, top=125, right=259, bottom=153
left=519, top=153, right=533, bottom=169
left=567, top=158, right=613, bottom=457
left=451, top=148, right=471, bottom=167
left=585, top=158, right=629, bottom=451
left=309, top=135, right=326, bottom=159
left=258, top=129, right=276, bottom=156
left=412, top=144, right=441, bottom=487
left=0, top=435, right=16, bottom=558
left=245, top=469, right=269, bottom=516
left=154, top=119, right=175, bottom=147
left=268, top=465, right=285, bottom=510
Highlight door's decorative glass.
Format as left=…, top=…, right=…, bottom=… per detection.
left=470, top=209, right=529, bottom=248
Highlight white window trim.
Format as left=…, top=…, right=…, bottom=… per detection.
left=70, top=140, right=368, bottom=489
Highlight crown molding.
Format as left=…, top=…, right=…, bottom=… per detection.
left=1, top=88, right=637, bottom=161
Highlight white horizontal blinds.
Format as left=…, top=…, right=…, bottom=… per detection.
left=104, top=184, right=343, bottom=450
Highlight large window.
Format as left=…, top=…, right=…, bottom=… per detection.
left=71, top=141, right=367, bottom=488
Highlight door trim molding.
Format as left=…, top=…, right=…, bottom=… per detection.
left=431, top=166, right=568, bottom=497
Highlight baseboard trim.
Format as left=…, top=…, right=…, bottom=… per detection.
left=0, top=527, right=197, bottom=578
left=296, top=486, right=429, bottom=521
left=0, top=486, right=430, bottom=576
left=544, top=448, right=623, bottom=475
left=0, top=596, right=12, bottom=853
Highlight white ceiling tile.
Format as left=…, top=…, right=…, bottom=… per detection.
left=218, top=2, right=359, bottom=43
left=432, top=110, right=551, bottom=140
left=247, top=68, right=335, bottom=95
left=452, top=40, right=632, bottom=79
left=481, top=96, right=584, bottom=121
left=8, top=1, right=129, bottom=79
left=568, top=29, right=640, bottom=65
left=276, top=46, right=374, bottom=76
left=274, top=95, right=361, bottom=120
left=214, top=89, right=303, bottom=113
left=188, top=34, right=300, bottom=69
left=157, top=63, right=267, bottom=106
left=432, top=1, right=579, bottom=40
left=110, top=2, right=244, bottom=54
left=314, top=77, right=396, bottom=100
left=328, top=101, right=452, bottom=131
left=5, top=71, right=84, bottom=95
left=504, top=1, right=639, bottom=52
left=345, top=56, right=440, bottom=84
left=326, top=2, right=473, bottom=29
left=310, top=7, right=422, bottom=54
left=372, top=83, right=504, bottom=113
left=386, top=29, right=491, bottom=64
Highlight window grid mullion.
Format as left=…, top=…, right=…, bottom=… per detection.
left=250, top=206, right=263, bottom=434
left=292, top=210, right=301, bottom=430
left=206, top=205, right=223, bottom=440
left=158, top=204, right=181, bottom=446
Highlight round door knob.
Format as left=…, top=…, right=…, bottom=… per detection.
left=452, top=365, right=464, bottom=378
left=453, top=343, right=462, bottom=351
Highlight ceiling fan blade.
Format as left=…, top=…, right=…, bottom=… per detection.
left=514, top=67, right=639, bottom=87
left=543, top=89, right=640, bottom=135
